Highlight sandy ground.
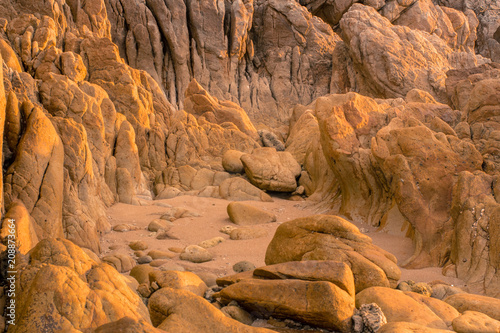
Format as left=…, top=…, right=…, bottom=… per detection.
left=102, top=194, right=466, bottom=289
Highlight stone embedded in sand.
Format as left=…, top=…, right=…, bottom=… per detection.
left=219, top=279, right=354, bottom=331
left=148, top=219, right=173, bottom=232
left=241, top=147, right=301, bottom=192
left=149, top=288, right=274, bottom=332
left=148, top=250, right=175, bottom=260
left=445, top=293, right=500, bottom=321
left=356, top=287, right=450, bottom=330
left=253, top=261, right=355, bottom=298
left=156, top=230, right=178, bottom=240
left=129, top=240, right=148, bottom=251
left=180, top=245, right=213, bottom=263
left=221, top=304, right=254, bottom=325
left=265, top=215, right=400, bottom=292
left=227, top=202, right=277, bottom=226
left=222, top=150, right=245, bottom=174
left=452, top=311, right=500, bottom=333
left=113, top=224, right=140, bottom=232
left=229, top=227, right=268, bottom=240
left=220, top=225, right=238, bottom=235
left=198, top=237, right=225, bottom=249
left=149, top=270, right=207, bottom=297
left=233, top=261, right=256, bottom=273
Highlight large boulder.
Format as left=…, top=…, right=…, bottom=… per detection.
left=265, top=215, right=401, bottom=292
left=219, top=279, right=354, bottom=332
left=241, top=147, right=301, bottom=192
left=445, top=293, right=500, bottom=321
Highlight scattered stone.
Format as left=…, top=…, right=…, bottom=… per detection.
left=148, top=250, right=176, bottom=260
left=148, top=219, right=173, bottom=232
left=220, top=225, right=238, bottom=235
left=180, top=245, right=213, bottom=263
left=259, top=129, right=285, bottom=151
left=430, top=283, right=464, bottom=300
left=109, top=244, right=121, bottom=251
left=137, top=255, right=153, bottom=264
left=230, top=227, right=268, bottom=240
left=129, top=241, right=148, bottom=251
left=233, top=261, right=256, bottom=273
left=113, top=224, right=140, bottom=232
left=156, top=230, right=179, bottom=240
left=227, top=202, right=277, bottom=225
left=198, top=237, right=225, bottom=249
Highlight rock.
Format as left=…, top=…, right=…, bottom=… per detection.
left=397, top=281, right=433, bottom=297
left=233, top=261, right=256, bottom=273
left=377, top=322, right=451, bottom=333
left=129, top=241, right=148, bottom=251
left=148, top=288, right=273, bottom=332
left=198, top=237, right=225, bottom=249
left=102, top=253, right=136, bottom=273
left=156, top=230, right=178, bottom=240
left=352, top=303, right=387, bottom=333
left=241, top=148, right=301, bottom=192
left=219, top=279, right=354, bottom=331
left=404, top=291, right=460, bottom=327
left=113, top=224, right=140, bottom=232
left=227, top=202, right=277, bottom=225
left=259, top=129, right=285, bottom=151
left=159, top=262, right=185, bottom=272
left=179, top=245, right=213, bottom=263
left=193, top=271, right=217, bottom=287
left=0, top=201, right=39, bottom=255
left=452, top=311, right=500, bottom=333
left=148, top=250, right=175, bottom=260
left=445, top=293, right=500, bottom=321
left=220, top=225, right=239, bottom=235
left=219, top=177, right=273, bottom=202
left=130, top=264, right=156, bottom=285
left=137, top=256, right=153, bottom=264
left=149, top=260, right=173, bottom=268
left=149, top=271, right=207, bottom=297
left=253, top=261, right=355, bottom=298
left=12, top=239, right=150, bottom=332
left=356, top=287, right=449, bottom=330
left=148, top=219, right=173, bottom=232
left=222, top=150, right=245, bottom=173
left=229, top=227, right=268, bottom=240
left=93, top=317, right=164, bottom=333
left=221, top=304, right=254, bottom=326
left=265, top=215, right=400, bottom=292
left=430, top=283, right=464, bottom=300
left=216, top=271, right=256, bottom=288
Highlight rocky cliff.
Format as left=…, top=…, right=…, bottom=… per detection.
left=0, top=0, right=499, bottom=332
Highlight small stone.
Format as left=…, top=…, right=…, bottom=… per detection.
left=129, top=241, right=148, bottom=251
left=134, top=251, right=147, bottom=258
left=148, top=250, right=175, bottom=259
left=148, top=219, right=173, bottom=232
left=168, top=247, right=184, bottom=253
left=199, top=237, right=225, bottom=249
left=137, top=256, right=153, bottom=264
left=220, top=225, right=238, bottom=235
left=156, top=230, right=179, bottom=240
left=113, top=224, right=139, bottom=232
left=180, top=245, right=213, bottom=263
left=233, top=261, right=256, bottom=273
left=227, top=202, right=277, bottom=225
left=230, top=227, right=268, bottom=240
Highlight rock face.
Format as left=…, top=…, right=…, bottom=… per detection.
left=265, top=215, right=401, bottom=292
left=11, top=239, right=150, bottom=332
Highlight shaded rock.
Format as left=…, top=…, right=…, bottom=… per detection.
left=219, top=177, right=273, bottom=202
left=216, top=271, right=256, bottom=288
left=130, top=264, right=156, bottom=285
left=0, top=201, right=39, bottom=255
left=445, top=293, right=500, bottom=321
left=219, top=279, right=354, bottom=331
left=356, top=287, right=449, bottom=330
left=148, top=288, right=273, bottom=332
left=233, top=261, right=256, bottom=273
left=430, top=283, right=464, bottom=300
left=265, top=215, right=400, bottom=292
left=93, top=317, right=163, bottom=333
left=137, top=256, right=153, bottom=264
left=397, top=281, right=433, bottom=297
left=241, top=148, right=301, bottom=192
left=179, top=245, right=213, bottom=263
left=452, top=311, right=500, bottom=333
left=149, top=271, right=207, bottom=297
left=227, top=202, right=276, bottom=225
left=259, top=129, right=285, bottom=151
left=221, top=304, right=254, bottom=326
left=222, top=150, right=245, bottom=174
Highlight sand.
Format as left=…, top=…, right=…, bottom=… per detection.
left=102, top=194, right=466, bottom=289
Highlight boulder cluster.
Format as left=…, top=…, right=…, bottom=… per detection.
left=0, top=0, right=499, bottom=332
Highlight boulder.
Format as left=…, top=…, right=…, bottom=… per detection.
left=219, top=177, right=273, bottom=202
left=149, top=271, right=207, bottom=297
left=241, top=148, right=301, bottom=192
left=227, top=202, right=276, bottom=225
left=377, top=322, right=451, bottom=333
left=445, top=293, right=500, bottom=321
left=179, top=245, right=213, bottom=263
left=222, top=150, right=245, bottom=174
left=265, top=215, right=401, bottom=292
left=452, top=311, right=500, bottom=333
left=219, top=279, right=354, bottom=331
left=148, top=288, right=273, bottom=332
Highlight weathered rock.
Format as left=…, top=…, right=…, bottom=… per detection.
left=377, top=322, right=451, bottom=333
left=221, top=304, right=254, bottom=326
left=0, top=201, right=39, bottom=254
left=198, top=237, right=224, bottom=249
left=356, top=287, right=449, bottom=330
left=219, top=279, right=354, bottom=331
left=229, top=227, right=268, bottom=240
left=148, top=288, right=273, bottom=332
left=148, top=219, right=173, bottom=232
left=179, top=245, right=213, bottom=263
left=404, top=291, right=460, bottom=327
left=259, top=129, right=285, bottom=151
left=241, top=148, right=301, bottom=192
left=352, top=303, right=387, bottom=333
left=130, top=264, right=156, bottom=285
left=102, top=253, right=136, bottom=273
left=445, top=293, right=500, bottom=321
left=129, top=240, right=148, bottom=251
left=452, top=311, right=500, bottom=333
left=93, top=317, right=164, bottom=333
left=219, top=177, right=273, bottom=202
left=265, top=215, right=401, bottom=292
left=227, top=202, right=276, bottom=225
left=149, top=270, right=207, bottom=297
left=222, top=150, right=245, bottom=174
